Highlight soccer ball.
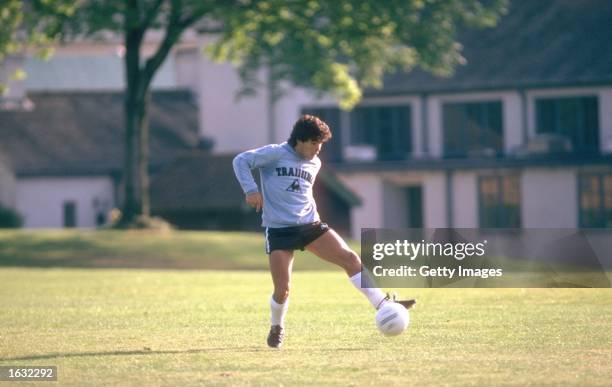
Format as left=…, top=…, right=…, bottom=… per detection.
left=375, top=302, right=410, bottom=336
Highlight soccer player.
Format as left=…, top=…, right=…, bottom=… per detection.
left=232, top=115, right=416, bottom=348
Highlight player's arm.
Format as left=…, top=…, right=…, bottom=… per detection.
left=232, top=144, right=283, bottom=211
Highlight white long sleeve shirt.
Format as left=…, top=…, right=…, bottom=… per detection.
left=232, top=142, right=321, bottom=228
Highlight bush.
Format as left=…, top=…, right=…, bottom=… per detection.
left=0, top=205, right=23, bottom=228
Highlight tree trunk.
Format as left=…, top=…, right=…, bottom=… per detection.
left=120, top=12, right=147, bottom=226
left=118, top=0, right=185, bottom=227
left=139, top=91, right=150, bottom=217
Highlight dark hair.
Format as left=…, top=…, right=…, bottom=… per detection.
left=288, top=114, right=332, bottom=147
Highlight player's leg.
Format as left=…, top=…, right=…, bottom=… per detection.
left=305, top=228, right=360, bottom=275
left=305, top=229, right=387, bottom=308
left=269, top=249, right=294, bottom=304
left=267, top=249, right=294, bottom=348
left=305, top=229, right=416, bottom=310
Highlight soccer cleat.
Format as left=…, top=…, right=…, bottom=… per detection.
left=267, top=325, right=284, bottom=348
left=377, top=292, right=417, bottom=310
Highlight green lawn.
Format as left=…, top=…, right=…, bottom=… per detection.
left=0, top=229, right=341, bottom=270
left=1, top=269, right=611, bottom=386
left=0, top=231, right=611, bottom=385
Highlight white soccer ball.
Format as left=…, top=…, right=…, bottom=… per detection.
left=375, top=302, right=410, bottom=336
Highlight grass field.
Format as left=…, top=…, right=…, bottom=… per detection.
left=1, top=230, right=612, bottom=386
left=0, top=229, right=340, bottom=270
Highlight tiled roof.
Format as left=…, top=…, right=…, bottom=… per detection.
left=0, top=90, right=199, bottom=176
left=150, top=152, right=245, bottom=210
left=372, top=0, right=612, bottom=95
left=150, top=151, right=361, bottom=210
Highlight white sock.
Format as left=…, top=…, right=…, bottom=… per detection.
left=270, top=295, right=289, bottom=327
left=349, top=272, right=387, bottom=309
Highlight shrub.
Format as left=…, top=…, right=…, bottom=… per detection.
left=0, top=204, right=23, bottom=228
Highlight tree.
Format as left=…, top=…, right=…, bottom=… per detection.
left=2, top=0, right=507, bottom=227
left=0, top=0, right=77, bottom=94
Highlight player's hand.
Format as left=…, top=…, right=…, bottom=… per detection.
left=245, top=192, right=263, bottom=212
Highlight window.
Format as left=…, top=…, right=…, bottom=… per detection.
left=443, top=101, right=503, bottom=158
left=300, top=103, right=412, bottom=162
left=536, top=96, right=599, bottom=152
left=478, top=175, right=521, bottom=228
left=405, top=186, right=423, bottom=228
left=301, top=107, right=342, bottom=162
left=63, top=201, right=77, bottom=228
left=350, top=105, right=412, bottom=160
left=579, top=173, right=612, bottom=228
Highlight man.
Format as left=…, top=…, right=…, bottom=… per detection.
left=232, top=115, right=415, bottom=348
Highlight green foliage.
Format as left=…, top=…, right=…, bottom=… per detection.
left=0, top=204, right=22, bottom=228
left=2, top=0, right=507, bottom=109
left=208, top=0, right=508, bottom=108
left=0, top=0, right=78, bottom=62
left=0, top=0, right=78, bottom=93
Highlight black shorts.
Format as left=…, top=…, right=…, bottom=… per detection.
left=265, top=221, right=330, bottom=254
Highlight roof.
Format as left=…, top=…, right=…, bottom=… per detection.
left=151, top=153, right=245, bottom=210
left=332, top=153, right=612, bottom=174
left=150, top=152, right=361, bottom=211
left=0, top=90, right=199, bottom=176
left=371, top=0, right=612, bottom=95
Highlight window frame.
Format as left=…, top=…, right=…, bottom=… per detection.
left=535, top=95, right=599, bottom=153
left=349, top=104, right=413, bottom=160
left=578, top=172, right=612, bottom=228
left=301, top=103, right=414, bottom=162
left=478, top=174, right=521, bottom=228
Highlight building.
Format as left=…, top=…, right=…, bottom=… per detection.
left=0, top=33, right=359, bottom=230
left=194, top=0, right=612, bottom=238
left=149, top=153, right=360, bottom=234
left=1, top=0, right=610, bottom=235
left=0, top=90, right=200, bottom=228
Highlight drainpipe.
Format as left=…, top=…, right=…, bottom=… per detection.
left=267, top=66, right=277, bottom=144
left=446, top=169, right=454, bottom=228
left=519, top=88, right=528, bottom=146
left=421, top=93, right=429, bottom=155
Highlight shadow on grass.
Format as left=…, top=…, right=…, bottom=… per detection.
left=3, top=347, right=371, bottom=361
left=2, top=348, right=265, bottom=361
left=0, top=234, right=121, bottom=269
left=0, top=231, right=257, bottom=270
left=0, top=230, right=338, bottom=271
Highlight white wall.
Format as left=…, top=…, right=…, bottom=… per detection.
left=24, top=52, right=176, bottom=91
left=342, top=171, right=450, bottom=232
left=382, top=181, right=408, bottom=229
left=174, top=46, right=201, bottom=95
left=0, top=158, right=16, bottom=208
left=423, top=172, right=448, bottom=228
left=600, top=88, right=612, bottom=153
left=194, top=35, right=271, bottom=152
left=522, top=168, right=577, bottom=228
left=15, top=177, right=115, bottom=228
left=338, top=174, right=384, bottom=239
left=452, top=172, right=479, bottom=228
left=0, top=56, right=27, bottom=102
